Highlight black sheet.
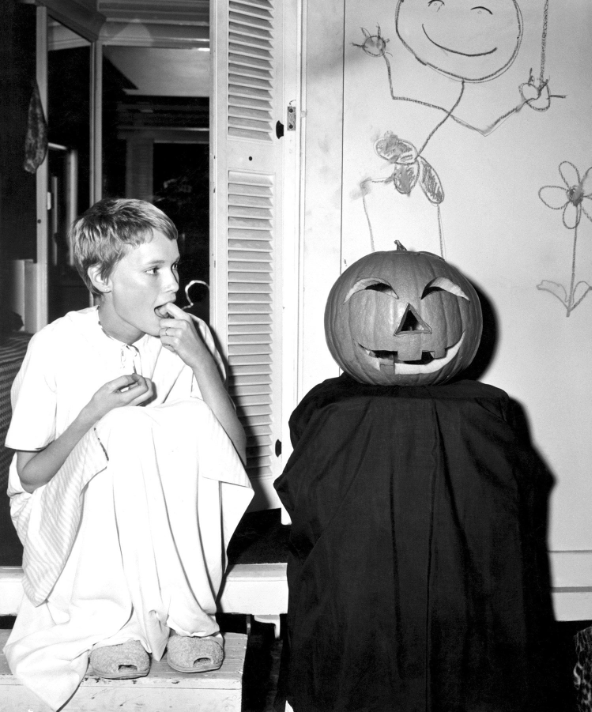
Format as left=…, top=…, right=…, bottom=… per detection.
left=274, top=376, right=555, bottom=712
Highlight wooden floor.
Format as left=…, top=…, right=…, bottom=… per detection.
left=0, top=629, right=247, bottom=712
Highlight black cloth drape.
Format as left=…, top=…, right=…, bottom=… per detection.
left=274, top=376, right=555, bottom=712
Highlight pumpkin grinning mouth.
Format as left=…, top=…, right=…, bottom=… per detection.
left=357, top=334, right=465, bottom=374
left=360, top=347, right=435, bottom=365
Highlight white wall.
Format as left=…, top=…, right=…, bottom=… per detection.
left=300, top=0, right=592, bottom=563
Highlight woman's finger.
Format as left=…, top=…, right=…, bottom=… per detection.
left=107, top=373, right=139, bottom=393
left=164, top=302, right=190, bottom=321
left=124, top=377, right=154, bottom=405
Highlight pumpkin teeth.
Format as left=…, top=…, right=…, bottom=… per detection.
left=395, top=335, right=464, bottom=375
left=358, top=334, right=465, bottom=374
left=361, top=346, right=434, bottom=365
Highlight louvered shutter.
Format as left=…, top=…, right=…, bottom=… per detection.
left=211, top=0, right=286, bottom=508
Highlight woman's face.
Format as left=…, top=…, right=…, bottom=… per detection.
left=395, top=0, right=523, bottom=82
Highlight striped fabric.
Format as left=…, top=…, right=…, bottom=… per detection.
left=12, top=428, right=108, bottom=606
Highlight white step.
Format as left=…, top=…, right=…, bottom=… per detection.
left=0, top=629, right=247, bottom=712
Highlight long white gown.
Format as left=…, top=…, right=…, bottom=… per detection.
left=3, top=308, right=253, bottom=710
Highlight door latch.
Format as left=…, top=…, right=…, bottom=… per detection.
left=287, top=102, right=296, bottom=131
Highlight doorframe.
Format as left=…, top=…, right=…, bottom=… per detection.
left=34, top=5, right=101, bottom=330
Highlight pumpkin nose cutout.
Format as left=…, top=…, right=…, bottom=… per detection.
left=395, top=304, right=432, bottom=336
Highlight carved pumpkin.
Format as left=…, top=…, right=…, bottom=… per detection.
left=324, top=245, right=482, bottom=386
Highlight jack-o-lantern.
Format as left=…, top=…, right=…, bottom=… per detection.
left=324, top=244, right=482, bottom=386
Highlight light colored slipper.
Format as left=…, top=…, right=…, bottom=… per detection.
left=89, top=639, right=150, bottom=679
left=166, top=632, right=224, bottom=673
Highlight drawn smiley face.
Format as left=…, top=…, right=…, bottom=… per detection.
left=395, top=0, right=523, bottom=82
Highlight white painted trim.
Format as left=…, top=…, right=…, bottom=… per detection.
left=90, top=41, right=103, bottom=204
left=35, top=6, right=49, bottom=333
left=550, top=551, right=592, bottom=588
left=100, top=21, right=208, bottom=48
left=0, top=564, right=289, bottom=618
left=218, top=563, right=289, bottom=617
left=41, top=0, right=105, bottom=41
left=279, top=0, right=304, bottom=476
left=4, top=555, right=592, bottom=622
left=97, top=0, right=209, bottom=25
left=296, top=0, right=308, bottom=407
left=550, top=550, right=592, bottom=621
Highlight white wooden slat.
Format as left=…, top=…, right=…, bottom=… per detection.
left=229, top=41, right=272, bottom=60
left=228, top=240, right=272, bottom=251
left=229, top=272, right=272, bottom=284
left=228, top=117, right=273, bottom=134
left=230, top=376, right=272, bottom=389
left=248, top=426, right=273, bottom=438
left=229, top=106, right=273, bottom=122
left=229, top=62, right=273, bottom=80
left=228, top=302, right=271, bottom=312
left=230, top=3, right=273, bottom=19
left=231, top=0, right=273, bottom=10
left=230, top=357, right=272, bottom=368
left=230, top=333, right=272, bottom=344
left=229, top=182, right=272, bottom=194
left=228, top=69, right=273, bottom=89
left=232, top=365, right=272, bottom=376
left=229, top=194, right=272, bottom=207
left=229, top=327, right=272, bottom=337
left=229, top=23, right=273, bottom=41
left=228, top=315, right=272, bottom=326
left=228, top=215, right=271, bottom=228
left=231, top=385, right=272, bottom=397
left=229, top=230, right=272, bottom=239
left=228, top=286, right=271, bottom=296
left=228, top=97, right=272, bottom=113
left=229, top=55, right=273, bottom=71
left=229, top=251, right=272, bottom=263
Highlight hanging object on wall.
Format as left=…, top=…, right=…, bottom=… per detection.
left=537, top=160, right=592, bottom=316
left=324, top=242, right=482, bottom=386
left=23, top=80, right=48, bottom=174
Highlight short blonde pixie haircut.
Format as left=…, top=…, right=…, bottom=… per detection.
left=70, top=198, right=178, bottom=297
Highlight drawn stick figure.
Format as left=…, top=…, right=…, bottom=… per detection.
left=354, top=0, right=564, bottom=256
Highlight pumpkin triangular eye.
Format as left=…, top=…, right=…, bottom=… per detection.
left=344, top=278, right=398, bottom=303
left=422, top=277, right=469, bottom=301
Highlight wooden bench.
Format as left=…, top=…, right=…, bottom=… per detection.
left=0, top=562, right=288, bottom=711
left=0, top=507, right=289, bottom=711
left=0, top=627, right=247, bottom=712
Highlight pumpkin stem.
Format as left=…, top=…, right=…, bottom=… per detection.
left=394, top=240, right=407, bottom=251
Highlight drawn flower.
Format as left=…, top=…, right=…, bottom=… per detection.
left=538, top=161, right=592, bottom=229
left=375, top=132, right=444, bottom=205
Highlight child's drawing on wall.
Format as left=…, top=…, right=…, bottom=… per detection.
left=352, top=0, right=564, bottom=257
left=537, top=161, right=592, bottom=316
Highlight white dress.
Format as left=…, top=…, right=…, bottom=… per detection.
left=3, top=307, right=253, bottom=710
